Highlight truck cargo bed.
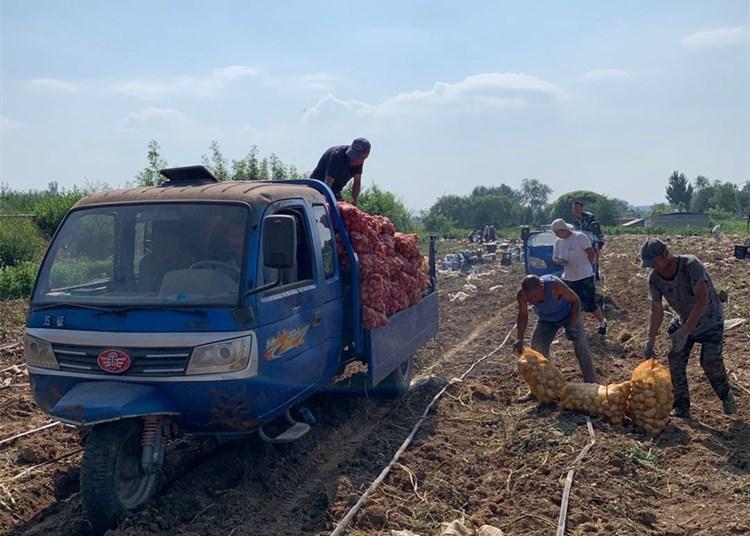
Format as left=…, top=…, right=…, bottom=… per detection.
left=365, top=290, right=439, bottom=387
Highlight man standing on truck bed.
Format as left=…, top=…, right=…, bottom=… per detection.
left=641, top=238, right=736, bottom=417
left=514, top=274, right=598, bottom=389
left=310, top=137, right=371, bottom=205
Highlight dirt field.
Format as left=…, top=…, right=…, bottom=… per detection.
left=1, top=234, right=748, bottom=535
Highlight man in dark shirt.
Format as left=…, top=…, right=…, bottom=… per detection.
left=572, top=199, right=605, bottom=279
left=310, top=138, right=370, bottom=204
left=641, top=238, right=736, bottom=418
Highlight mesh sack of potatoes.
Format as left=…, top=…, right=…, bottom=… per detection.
left=561, top=381, right=631, bottom=424
left=627, top=359, right=674, bottom=435
left=516, top=347, right=566, bottom=403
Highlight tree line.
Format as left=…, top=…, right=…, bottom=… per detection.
left=136, top=139, right=308, bottom=186
left=662, top=171, right=750, bottom=218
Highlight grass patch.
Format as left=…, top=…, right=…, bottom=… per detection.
left=625, top=444, right=660, bottom=468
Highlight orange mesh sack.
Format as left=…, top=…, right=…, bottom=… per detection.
left=561, top=381, right=631, bottom=424
left=627, top=359, right=674, bottom=435
left=516, top=347, right=566, bottom=403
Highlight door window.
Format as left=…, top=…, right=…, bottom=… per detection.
left=312, top=204, right=336, bottom=279
left=262, top=206, right=315, bottom=288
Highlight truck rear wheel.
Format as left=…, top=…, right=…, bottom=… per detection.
left=81, top=419, right=162, bottom=534
left=372, top=356, right=414, bottom=398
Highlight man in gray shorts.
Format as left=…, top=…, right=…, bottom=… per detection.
left=641, top=238, right=736, bottom=417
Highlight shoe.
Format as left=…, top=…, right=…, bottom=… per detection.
left=722, top=392, right=737, bottom=415
left=671, top=406, right=691, bottom=419
left=517, top=390, right=535, bottom=403
left=598, top=322, right=607, bottom=336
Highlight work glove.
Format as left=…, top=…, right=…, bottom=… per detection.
left=670, top=327, right=689, bottom=353
left=512, top=339, right=525, bottom=354
left=643, top=336, right=656, bottom=358
left=564, top=324, right=579, bottom=341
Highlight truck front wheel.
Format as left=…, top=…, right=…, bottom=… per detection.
left=372, top=356, right=414, bottom=398
left=81, top=419, right=163, bottom=534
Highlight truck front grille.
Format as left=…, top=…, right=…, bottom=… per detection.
left=53, top=344, right=192, bottom=376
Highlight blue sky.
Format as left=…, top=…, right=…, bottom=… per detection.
left=1, top=0, right=748, bottom=210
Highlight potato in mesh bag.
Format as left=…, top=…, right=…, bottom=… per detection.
left=627, top=359, right=674, bottom=435
left=516, top=347, right=566, bottom=403
left=561, top=381, right=631, bottom=424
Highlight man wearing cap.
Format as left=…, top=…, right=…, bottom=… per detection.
left=641, top=238, right=736, bottom=417
left=310, top=138, right=371, bottom=204
left=551, top=218, right=607, bottom=335
left=514, top=274, right=598, bottom=385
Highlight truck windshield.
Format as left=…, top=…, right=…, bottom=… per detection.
left=32, top=203, right=250, bottom=307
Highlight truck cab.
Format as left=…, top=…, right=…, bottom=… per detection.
left=24, top=166, right=438, bottom=532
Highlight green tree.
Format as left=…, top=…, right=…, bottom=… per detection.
left=202, top=140, right=230, bottom=181
left=136, top=140, right=168, bottom=186
left=665, top=171, right=693, bottom=210
left=690, top=175, right=715, bottom=213
left=269, top=153, right=287, bottom=179
left=520, top=178, right=552, bottom=224
left=547, top=190, right=627, bottom=226
left=345, top=184, right=413, bottom=231
left=711, top=181, right=739, bottom=214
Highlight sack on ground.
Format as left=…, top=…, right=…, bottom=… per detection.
left=627, top=359, right=673, bottom=435
left=561, top=381, right=631, bottom=424
left=516, top=347, right=566, bottom=403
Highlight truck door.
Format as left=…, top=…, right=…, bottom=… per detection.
left=255, top=200, right=324, bottom=416
left=310, top=203, right=344, bottom=380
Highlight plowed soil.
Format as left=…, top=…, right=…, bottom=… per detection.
left=1, top=234, right=748, bottom=536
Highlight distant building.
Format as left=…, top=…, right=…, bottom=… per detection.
left=621, top=211, right=710, bottom=228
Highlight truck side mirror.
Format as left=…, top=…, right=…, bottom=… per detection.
left=263, top=215, right=297, bottom=269
left=520, top=225, right=530, bottom=241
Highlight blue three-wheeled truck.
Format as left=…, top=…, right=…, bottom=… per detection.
left=24, top=166, right=438, bottom=532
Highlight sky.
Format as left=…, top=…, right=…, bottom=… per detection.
left=1, top=0, right=749, bottom=211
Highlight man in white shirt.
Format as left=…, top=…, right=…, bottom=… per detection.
left=551, top=218, right=607, bottom=335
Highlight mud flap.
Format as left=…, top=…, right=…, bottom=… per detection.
left=50, top=381, right=179, bottom=426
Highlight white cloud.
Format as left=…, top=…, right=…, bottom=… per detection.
left=26, top=78, right=79, bottom=93
left=681, top=26, right=749, bottom=48
left=121, top=107, right=189, bottom=126
left=114, top=65, right=259, bottom=100
left=0, top=115, right=24, bottom=132
left=302, top=73, right=337, bottom=91
left=303, top=72, right=561, bottom=120
left=582, top=69, right=631, bottom=81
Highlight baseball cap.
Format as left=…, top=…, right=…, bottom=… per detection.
left=551, top=218, right=574, bottom=232
left=640, top=238, right=667, bottom=268
left=346, top=138, right=371, bottom=160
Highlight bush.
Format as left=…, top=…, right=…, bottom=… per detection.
left=0, top=218, right=44, bottom=267
left=0, top=261, right=38, bottom=299
left=33, top=193, right=83, bottom=237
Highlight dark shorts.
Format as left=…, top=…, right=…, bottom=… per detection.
left=567, top=276, right=597, bottom=312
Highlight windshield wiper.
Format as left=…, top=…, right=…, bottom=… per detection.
left=94, top=305, right=208, bottom=317
left=31, top=303, right=116, bottom=313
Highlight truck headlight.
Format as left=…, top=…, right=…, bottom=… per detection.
left=186, top=335, right=255, bottom=375
left=528, top=256, right=547, bottom=269
left=24, top=334, right=59, bottom=370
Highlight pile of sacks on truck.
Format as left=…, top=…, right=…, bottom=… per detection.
left=517, top=347, right=674, bottom=435
left=337, top=202, right=430, bottom=329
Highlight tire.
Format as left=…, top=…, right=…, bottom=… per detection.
left=81, top=419, right=162, bottom=534
left=371, top=356, right=414, bottom=398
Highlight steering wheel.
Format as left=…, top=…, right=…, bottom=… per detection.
left=190, top=260, right=241, bottom=280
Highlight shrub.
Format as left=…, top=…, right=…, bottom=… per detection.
left=33, top=193, right=83, bottom=237
left=0, top=218, right=44, bottom=267
left=0, top=261, right=38, bottom=299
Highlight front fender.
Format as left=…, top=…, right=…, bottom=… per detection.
left=50, top=381, right=179, bottom=426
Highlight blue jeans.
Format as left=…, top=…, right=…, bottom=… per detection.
left=531, top=314, right=597, bottom=383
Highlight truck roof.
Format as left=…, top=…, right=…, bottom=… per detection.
left=75, top=180, right=327, bottom=209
